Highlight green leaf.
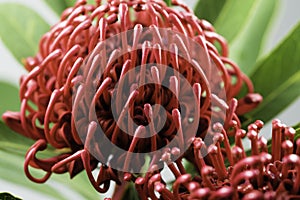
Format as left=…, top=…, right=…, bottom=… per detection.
left=64, top=0, right=79, bottom=7
left=206, top=0, right=278, bottom=74
left=164, top=0, right=172, bottom=7
left=0, top=193, right=21, bottom=200
left=64, top=0, right=96, bottom=8
left=213, top=0, right=256, bottom=43
left=43, top=0, right=69, bottom=17
left=0, top=121, right=64, bottom=160
left=51, top=171, right=102, bottom=200
left=229, top=0, right=278, bottom=75
left=0, top=149, right=101, bottom=200
left=121, top=183, right=140, bottom=200
left=182, top=159, right=197, bottom=178
left=0, top=122, right=101, bottom=199
left=44, top=0, right=99, bottom=17
left=194, top=0, right=226, bottom=24
left=0, top=148, right=101, bottom=200
left=0, top=150, right=69, bottom=200
left=243, top=22, right=300, bottom=125
left=0, top=82, right=20, bottom=120
left=0, top=3, right=50, bottom=64
left=0, top=121, right=35, bottom=156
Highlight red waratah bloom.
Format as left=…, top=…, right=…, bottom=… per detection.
left=1, top=0, right=268, bottom=198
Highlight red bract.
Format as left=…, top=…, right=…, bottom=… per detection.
left=2, top=0, right=262, bottom=197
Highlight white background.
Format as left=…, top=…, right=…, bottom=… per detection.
left=0, top=0, right=300, bottom=199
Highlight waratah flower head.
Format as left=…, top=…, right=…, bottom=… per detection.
left=2, top=0, right=263, bottom=195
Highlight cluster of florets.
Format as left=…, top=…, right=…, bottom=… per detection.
left=4, top=1, right=297, bottom=199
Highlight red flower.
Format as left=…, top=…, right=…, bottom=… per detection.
left=2, top=0, right=262, bottom=196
